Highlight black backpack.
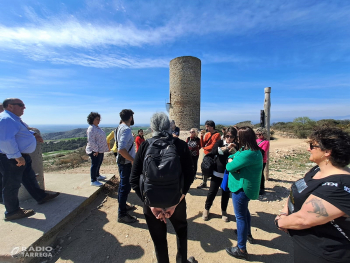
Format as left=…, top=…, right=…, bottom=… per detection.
left=140, top=136, right=183, bottom=208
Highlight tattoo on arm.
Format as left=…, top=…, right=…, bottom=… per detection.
left=305, top=198, right=329, bottom=217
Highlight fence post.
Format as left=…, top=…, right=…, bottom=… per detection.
left=264, top=87, right=271, bottom=180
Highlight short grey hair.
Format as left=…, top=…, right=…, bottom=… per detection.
left=150, top=112, right=171, bottom=135
left=256, top=127, right=267, bottom=137
left=3, top=98, right=19, bottom=108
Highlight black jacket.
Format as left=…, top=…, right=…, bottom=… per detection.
left=130, top=136, right=195, bottom=201
left=206, top=139, right=237, bottom=173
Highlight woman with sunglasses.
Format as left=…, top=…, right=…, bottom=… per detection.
left=202, top=126, right=238, bottom=222
left=275, top=128, right=350, bottom=263
left=186, top=128, right=201, bottom=177
left=225, top=126, right=263, bottom=260
left=255, top=127, right=270, bottom=195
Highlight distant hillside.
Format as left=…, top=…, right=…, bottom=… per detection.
left=42, top=127, right=115, bottom=140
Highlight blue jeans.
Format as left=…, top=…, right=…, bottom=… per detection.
left=117, top=163, right=132, bottom=217
left=89, top=153, right=104, bottom=182
left=232, top=189, right=251, bottom=250
left=0, top=154, right=46, bottom=216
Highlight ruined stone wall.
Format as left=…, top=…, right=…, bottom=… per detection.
left=169, top=56, right=201, bottom=131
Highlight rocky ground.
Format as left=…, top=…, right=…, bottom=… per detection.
left=48, top=134, right=309, bottom=263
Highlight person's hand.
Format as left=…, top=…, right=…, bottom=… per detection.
left=93, top=152, right=98, bottom=157
left=150, top=207, right=167, bottom=223
left=15, top=157, right=25, bottom=167
left=34, top=134, right=44, bottom=143
left=275, top=214, right=288, bottom=233
left=163, top=205, right=177, bottom=218
left=227, top=158, right=233, bottom=163
left=228, top=143, right=236, bottom=149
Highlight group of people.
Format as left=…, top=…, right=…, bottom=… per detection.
left=1, top=98, right=350, bottom=263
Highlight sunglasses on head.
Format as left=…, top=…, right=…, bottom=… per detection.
left=225, top=135, right=235, bottom=139
left=10, top=103, right=25, bottom=107
left=309, top=143, right=320, bottom=150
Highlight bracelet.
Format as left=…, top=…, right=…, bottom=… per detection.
left=274, top=217, right=280, bottom=228
left=279, top=212, right=287, bottom=216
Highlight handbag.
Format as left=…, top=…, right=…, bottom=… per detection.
left=201, top=155, right=216, bottom=177
left=221, top=170, right=230, bottom=192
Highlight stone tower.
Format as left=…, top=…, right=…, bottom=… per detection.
left=169, top=56, right=201, bottom=130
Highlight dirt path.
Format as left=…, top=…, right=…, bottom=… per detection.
left=51, top=136, right=307, bottom=263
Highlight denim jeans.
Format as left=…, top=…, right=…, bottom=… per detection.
left=117, top=163, right=132, bottom=217
left=232, top=189, right=251, bottom=250
left=0, top=154, right=46, bottom=216
left=89, top=153, right=104, bottom=182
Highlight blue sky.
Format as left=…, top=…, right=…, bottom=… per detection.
left=1, top=0, right=349, bottom=126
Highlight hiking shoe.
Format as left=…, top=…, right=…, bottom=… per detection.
left=222, top=211, right=229, bottom=222
left=187, top=256, right=197, bottom=263
left=126, top=204, right=137, bottom=211
left=197, top=182, right=207, bottom=189
left=225, top=246, right=248, bottom=260
left=91, top=181, right=103, bottom=187
left=38, top=192, right=60, bottom=205
left=96, top=175, right=106, bottom=180
left=234, top=229, right=255, bottom=244
left=5, top=208, right=35, bottom=221
left=202, top=209, right=209, bottom=221
left=118, top=213, right=137, bottom=224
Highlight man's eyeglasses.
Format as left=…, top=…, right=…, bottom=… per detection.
left=10, top=103, right=25, bottom=107
left=309, top=143, right=320, bottom=150
left=225, top=135, right=235, bottom=139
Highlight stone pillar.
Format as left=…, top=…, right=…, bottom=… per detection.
left=169, top=56, right=201, bottom=130
left=264, top=87, right=271, bottom=180
left=18, top=128, right=45, bottom=201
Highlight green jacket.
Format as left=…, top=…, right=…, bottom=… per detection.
left=226, top=149, right=263, bottom=200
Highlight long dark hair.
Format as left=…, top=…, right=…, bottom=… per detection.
left=138, top=129, right=144, bottom=139
left=226, top=126, right=238, bottom=142
left=238, top=126, right=260, bottom=151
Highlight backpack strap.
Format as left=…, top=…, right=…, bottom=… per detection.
left=205, top=131, right=217, bottom=147
left=258, top=140, right=266, bottom=146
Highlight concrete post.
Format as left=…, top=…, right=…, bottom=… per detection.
left=264, top=87, right=271, bottom=180
left=169, top=56, right=201, bottom=130
left=18, top=128, right=45, bottom=201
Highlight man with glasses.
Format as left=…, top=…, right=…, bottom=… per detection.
left=0, top=98, right=60, bottom=221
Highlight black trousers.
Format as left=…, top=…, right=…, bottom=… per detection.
left=144, top=198, right=188, bottom=263
left=205, top=175, right=230, bottom=211
left=293, top=240, right=331, bottom=263
left=260, top=163, right=266, bottom=191
left=191, top=155, right=199, bottom=176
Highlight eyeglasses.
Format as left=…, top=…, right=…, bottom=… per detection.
left=10, top=103, right=25, bottom=107
left=225, top=135, right=235, bottom=139
left=309, top=143, right=320, bottom=150
left=190, top=131, right=195, bottom=133
left=256, top=133, right=262, bottom=136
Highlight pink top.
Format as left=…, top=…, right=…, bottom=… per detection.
left=256, top=138, right=270, bottom=163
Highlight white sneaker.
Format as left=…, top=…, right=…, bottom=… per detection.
left=91, top=181, right=103, bottom=186
left=96, top=175, right=106, bottom=180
